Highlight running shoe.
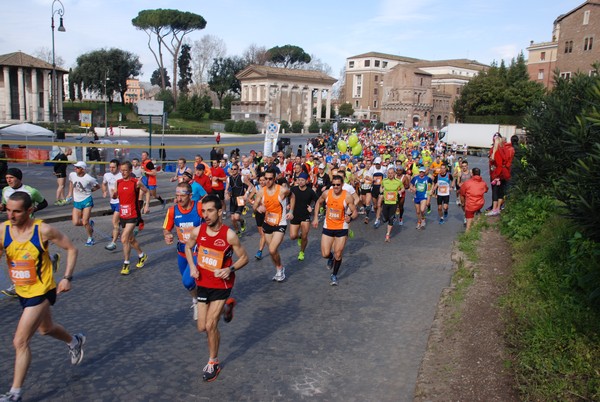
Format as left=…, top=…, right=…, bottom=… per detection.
left=385, top=234, right=391, bottom=243
left=298, top=251, right=305, bottom=261
left=349, top=229, right=355, bottom=239
left=416, top=221, right=422, bottom=230
left=51, top=253, right=60, bottom=273
left=421, top=220, right=427, bottom=228
left=485, top=209, right=500, bottom=216
left=242, top=206, right=248, bottom=215
left=85, top=238, right=95, bottom=247
left=255, top=250, right=263, bottom=260
left=236, top=230, right=242, bottom=239
left=105, top=242, right=117, bottom=251
left=444, top=210, right=448, bottom=219
left=136, top=253, right=148, bottom=268
left=272, top=267, right=286, bottom=282
left=463, top=218, right=467, bottom=226
left=65, top=197, right=73, bottom=203
left=373, top=219, right=380, bottom=229
left=202, top=361, right=221, bottom=382
left=1, top=284, right=17, bottom=298
left=0, top=392, right=22, bottom=401
left=69, top=333, right=86, bottom=365
left=364, top=217, right=369, bottom=224
left=53, top=200, right=62, bottom=206
left=240, top=219, right=246, bottom=233
left=297, top=237, right=302, bottom=247
left=223, top=298, right=236, bottom=323
left=398, top=218, right=404, bottom=226
left=330, top=274, right=339, bottom=286
left=161, top=199, right=167, bottom=210
left=439, top=218, right=444, bottom=224
left=120, top=263, right=130, bottom=275
left=456, top=199, right=460, bottom=205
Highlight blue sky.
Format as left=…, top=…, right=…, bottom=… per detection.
left=1, top=0, right=585, bottom=80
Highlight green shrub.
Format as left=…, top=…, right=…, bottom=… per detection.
left=280, top=120, right=291, bottom=133
left=308, top=120, right=320, bottom=133
left=321, top=121, right=332, bottom=133
left=209, top=108, right=230, bottom=121
left=242, top=120, right=258, bottom=134
left=233, top=120, right=245, bottom=133
left=224, top=120, right=235, bottom=132
left=291, top=121, right=304, bottom=133
left=500, top=194, right=557, bottom=241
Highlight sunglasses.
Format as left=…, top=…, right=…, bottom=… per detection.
left=332, top=183, right=342, bottom=187
left=265, top=177, right=274, bottom=181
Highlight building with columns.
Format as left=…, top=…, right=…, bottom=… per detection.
left=232, top=65, right=337, bottom=130
left=0, top=51, right=67, bottom=124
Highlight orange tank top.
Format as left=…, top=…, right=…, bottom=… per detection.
left=324, top=189, right=348, bottom=230
left=263, top=184, right=284, bottom=226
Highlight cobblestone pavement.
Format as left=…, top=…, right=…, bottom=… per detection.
left=0, top=158, right=491, bottom=401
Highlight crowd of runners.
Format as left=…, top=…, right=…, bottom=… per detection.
left=0, top=126, right=518, bottom=399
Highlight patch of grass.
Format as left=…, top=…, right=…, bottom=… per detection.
left=502, top=214, right=600, bottom=400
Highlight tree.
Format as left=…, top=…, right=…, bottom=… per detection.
left=33, top=47, right=64, bottom=67
left=242, top=43, right=270, bottom=66
left=208, top=57, right=245, bottom=107
left=132, top=9, right=206, bottom=102
left=191, top=35, right=226, bottom=86
left=154, top=89, right=175, bottom=113
left=301, top=54, right=332, bottom=75
left=71, top=48, right=142, bottom=106
left=178, top=44, right=193, bottom=94
left=338, top=103, right=354, bottom=117
left=267, top=45, right=311, bottom=68
left=151, top=68, right=171, bottom=87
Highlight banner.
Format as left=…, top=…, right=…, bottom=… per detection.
left=80, top=110, right=92, bottom=127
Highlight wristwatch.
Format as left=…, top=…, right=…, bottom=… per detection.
left=229, top=266, right=236, bottom=273
left=63, top=275, right=73, bottom=281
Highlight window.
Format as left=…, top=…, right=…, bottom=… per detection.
left=560, top=72, right=572, bottom=80
left=374, top=88, right=378, bottom=95
left=356, top=74, right=362, bottom=85
left=456, top=88, right=460, bottom=95
left=584, top=37, right=594, bottom=51
left=382, top=61, right=388, bottom=68
left=420, top=78, right=424, bottom=86
left=373, top=100, right=378, bottom=108
left=540, top=51, right=546, bottom=61
left=355, top=100, right=359, bottom=108
left=355, top=86, right=361, bottom=97
left=364, top=60, right=370, bottom=67
left=374, top=75, right=378, bottom=82
left=349, top=61, right=355, bottom=68
left=538, top=69, right=544, bottom=80
left=565, top=40, right=573, bottom=53
left=584, top=10, right=590, bottom=25
left=374, top=60, right=380, bottom=67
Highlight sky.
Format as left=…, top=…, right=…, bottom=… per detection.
left=0, top=0, right=586, bottom=81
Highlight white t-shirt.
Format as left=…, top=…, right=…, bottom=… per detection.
left=103, top=172, right=122, bottom=205
left=69, top=172, right=98, bottom=202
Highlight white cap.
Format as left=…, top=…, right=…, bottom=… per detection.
left=73, top=161, right=87, bottom=169
left=374, top=157, right=382, bottom=164
left=223, top=154, right=228, bottom=159
left=318, top=163, right=326, bottom=169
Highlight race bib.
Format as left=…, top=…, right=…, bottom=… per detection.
left=438, top=183, right=450, bottom=196
left=198, top=247, right=225, bottom=272
left=120, top=203, right=132, bottom=217
left=212, top=177, right=219, bottom=187
left=236, top=196, right=246, bottom=207
left=385, top=191, right=397, bottom=202
left=327, top=207, right=343, bottom=220
left=265, top=211, right=281, bottom=226
left=8, top=260, right=36, bottom=286
left=416, top=182, right=427, bottom=193
left=374, top=177, right=382, bottom=185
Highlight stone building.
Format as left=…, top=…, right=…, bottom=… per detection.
left=527, top=0, right=600, bottom=89
left=0, top=51, right=67, bottom=123
left=343, top=52, right=487, bottom=127
left=232, top=65, right=337, bottom=130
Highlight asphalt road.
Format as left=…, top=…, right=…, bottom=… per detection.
left=0, top=137, right=492, bottom=401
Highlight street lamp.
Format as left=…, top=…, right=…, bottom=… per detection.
left=51, top=0, right=65, bottom=138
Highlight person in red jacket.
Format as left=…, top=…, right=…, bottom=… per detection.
left=487, top=134, right=507, bottom=216
left=459, top=167, right=489, bottom=231
left=194, top=164, right=213, bottom=195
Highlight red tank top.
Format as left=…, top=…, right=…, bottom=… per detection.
left=195, top=223, right=234, bottom=289
left=116, top=177, right=140, bottom=219
left=142, top=159, right=157, bottom=185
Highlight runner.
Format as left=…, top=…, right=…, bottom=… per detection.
left=410, top=166, right=433, bottom=230
left=67, top=162, right=100, bottom=246
left=252, top=168, right=292, bottom=282
left=170, top=157, right=192, bottom=183
left=378, top=167, right=403, bottom=242
left=139, top=151, right=166, bottom=212
left=224, top=163, right=247, bottom=236
left=184, top=194, right=249, bottom=382
left=431, top=163, right=453, bottom=224
left=102, top=159, right=122, bottom=251
left=0, top=192, right=85, bottom=402
left=395, top=166, right=411, bottom=226
left=1, top=168, right=48, bottom=213
left=163, top=182, right=204, bottom=320
left=289, top=172, right=318, bottom=261
left=312, top=175, right=358, bottom=285
left=113, top=161, right=148, bottom=275
left=368, top=157, right=386, bottom=228
left=52, top=147, right=72, bottom=205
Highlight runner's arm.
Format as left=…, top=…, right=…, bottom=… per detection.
left=42, top=223, right=77, bottom=294
left=214, top=229, right=249, bottom=280
left=185, top=226, right=200, bottom=279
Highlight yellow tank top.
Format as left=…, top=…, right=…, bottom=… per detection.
left=3, top=219, right=55, bottom=298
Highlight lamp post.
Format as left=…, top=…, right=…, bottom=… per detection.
left=51, top=0, right=65, bottom=139
left=104, top=69, right=109, bottom=136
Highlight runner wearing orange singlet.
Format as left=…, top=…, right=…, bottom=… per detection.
left=312, top=174, right=358, bottom=286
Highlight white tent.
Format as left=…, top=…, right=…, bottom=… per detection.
left=0, top=123, right=54, bottom=137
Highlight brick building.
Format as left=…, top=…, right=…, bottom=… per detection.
left=527, top=0, right=600, bottom=88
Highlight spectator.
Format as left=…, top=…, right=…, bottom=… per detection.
left=459, top=167, right=489, bottom=231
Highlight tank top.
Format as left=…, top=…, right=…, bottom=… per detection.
left=141, top=159, right=157, bottom=186
left=171, top=201, right=203, bottom=254
left=3, top=220, right=55, bottom=297
left=324, top=189, right=348, bottom=230
left=116, top=177, right=141, bottom=220
left=263, top=184, right=287, bottom=226
left=195, top=224, right=234, bottom=289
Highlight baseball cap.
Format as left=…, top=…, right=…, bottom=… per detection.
left=223, top=154, right=228, bottom=159
left=374, top=157, right=382, bottom=164
left=419, top=166, right=426, bottom=172
left=318, top=163, right=326, bottom=169
left=298, top=172, right=309, bottom=180
left=73, top=161, right=87, bottom=169
left=196, top=163, right=205, bottom=170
